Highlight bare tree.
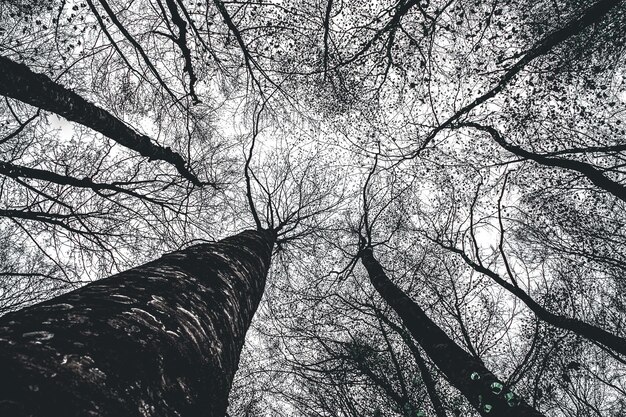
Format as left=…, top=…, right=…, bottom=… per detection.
left=0, top=229, right=274, bottom=416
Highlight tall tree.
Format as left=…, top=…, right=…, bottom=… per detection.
left=0, top=228, right=274, bottom=417
left=2, top=0, right=626, bottom=415
left=359, top=243, right=545, bottom=417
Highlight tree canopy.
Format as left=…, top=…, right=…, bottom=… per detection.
left=1, top=0, right=625, bottom=416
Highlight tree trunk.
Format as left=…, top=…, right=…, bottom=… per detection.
left=410, top=341, right=449, bottom=417
left=0, top=229, right=274, bottom=417
left=360, top=247, right=545, bottom=417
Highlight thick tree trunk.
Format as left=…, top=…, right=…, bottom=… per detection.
left=360, top=247, right=545, bottom=417
left=0, top=229, right=274, bottom=417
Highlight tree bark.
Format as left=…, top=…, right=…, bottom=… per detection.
left=360, top=247, right=546, bottom=417
left=0, top=229, right=274, bottom=417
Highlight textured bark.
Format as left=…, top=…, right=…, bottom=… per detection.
left=360, top=247, right=546, bottom=417
left=0, top=229, right=273, bottom=417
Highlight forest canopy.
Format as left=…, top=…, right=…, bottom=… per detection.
left=0, top=0, right=625, bottom=416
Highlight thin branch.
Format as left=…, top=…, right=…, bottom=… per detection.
left=164, top=0, right=200, bottom=103
left=245, top=102, right=266, bottom=230
left=0, top=160, right=173, bottom=207
left=362, top=143, right=381, bottom=244
left=461, top=122, right=626, bottom=202
left=434, top=238, right=626, bottom=357
left=0, top=209, right=95, bottom=236
left=96, top=0, right=181, bottom=102
left=322, top=0, right=334, bottom=77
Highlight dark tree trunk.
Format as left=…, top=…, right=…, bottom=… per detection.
left=410, top=342, right=449, bottom=417
left=390, top=324, right=449, bottom=417
left=0, top=229, right=274, bottom=417
left=373, top=307, right=449, bottom=417
left=360, top=247, right=546, bottom=417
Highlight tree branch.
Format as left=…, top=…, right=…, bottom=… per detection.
left=410, top=0, right=621, bottom=157
left=0, top=55, right=214, bottom=188
left=0, top=160, right=173, bottom=207
left=460, top=122, right=626, bottom=202
left=164, top=0, right=200, bottom=103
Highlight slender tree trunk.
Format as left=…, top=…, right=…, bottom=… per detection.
left=379, top=313, right=449, bottom=417
left=360, top=247, right=546, bottom=417
left=410, top=341, right=449, bottom=417
left=0, top=229, right=274, bottom=417
left=371, top=306, right=449, bottom=416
